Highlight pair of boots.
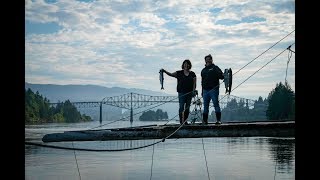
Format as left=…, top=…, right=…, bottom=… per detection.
left=179, top=110, right=189, bottom=125
left=202, top=112, right=221, bottom=125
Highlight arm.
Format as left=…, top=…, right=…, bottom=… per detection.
left=193, top=77, right=197, bottom=91
left=217, top=67, right=224, bottom=80
left=162, top=69, right=177, bottom=78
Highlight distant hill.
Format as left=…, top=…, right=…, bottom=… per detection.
left=25, top=82, right=173, bottom=102
left=25, top=82, right=179, bottom=121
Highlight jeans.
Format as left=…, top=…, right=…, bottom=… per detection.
left=178, top=92, right=192, bottom=113
left=203, top=88, right=221, bottom=114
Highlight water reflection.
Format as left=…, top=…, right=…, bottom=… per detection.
left=224, top=137, right=295, bottom=175
left=25, top=144, right=40, bottom=154
left=25, top=122, right=295, bottom=180
left=267, top=138, right=295, bottom=174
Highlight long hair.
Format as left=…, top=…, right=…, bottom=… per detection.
left=181, top=59, right=192, bottom=70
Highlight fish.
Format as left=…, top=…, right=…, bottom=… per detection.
left=228, top=68, right=232, bottom=95
left=223, top=68, right=232, bottom=95
left=223, top=69, right=229, bottom=94
left=159, top=69, right=164, bottom=90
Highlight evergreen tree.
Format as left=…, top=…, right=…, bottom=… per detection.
left=139, top=110, right=156, bottom=121
left=62, top=100, right=81, bottom=123
left=139, top=109, right=168, bottom=121
left=266, top=82, right=295, bottom=120
left=251, top=96, right=268, bottom=121
left=25, top=88, right=40, bottom=123
left=221, top=98, right=238, bottom=121
left=164, top=112, right=168, bottom=119
left=25, top=89, right=92, bottom=123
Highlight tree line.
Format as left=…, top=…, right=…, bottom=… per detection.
left=139, top=109, right=168, bottom=121
left=138, top=81, right=294, bottom=122
left=25, top=81, right=294, bottom=123
left=25, top=88, right=92, bottom=124
left=191, top=81, right=295, bottom=122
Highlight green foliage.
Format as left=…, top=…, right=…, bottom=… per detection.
left=25, top=88, right=92, bottom=124
left=215, top=96, right=267, bottom=122
left=61, top=100, right=81, bottom=123
left=139, top=109, right=168, bottom=121
left=52, top=113, right=64, bottom=123
left=251, top=97, right=269, bottom=120
left=266, top=82, right=295, bottom=120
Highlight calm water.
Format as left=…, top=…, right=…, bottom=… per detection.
left=25, top=121, right=295, bottom=180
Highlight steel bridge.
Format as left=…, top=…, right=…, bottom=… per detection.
left=49, top=92, right=257, bottom=124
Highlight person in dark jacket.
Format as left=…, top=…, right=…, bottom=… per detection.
left=162, top=59, right=197, bottom=125
left=201, top=54, right=224, bottom=124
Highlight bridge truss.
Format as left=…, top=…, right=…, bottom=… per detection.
left=49, top=92, right=258, bottom=124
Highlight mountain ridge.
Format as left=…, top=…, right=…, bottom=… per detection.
left=25, top=82, right=179, bottom=120
left=25, top=82, right=175, bottom=102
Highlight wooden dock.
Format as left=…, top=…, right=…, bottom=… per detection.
left=42, top=121, right=294, bottom=142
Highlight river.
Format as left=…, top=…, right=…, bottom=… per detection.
left=25, top=120, right=295, bottom=180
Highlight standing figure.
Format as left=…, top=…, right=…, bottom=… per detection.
left=201, top=54, right=224, bottom=124
left=162, top=59, right=197, bottom=125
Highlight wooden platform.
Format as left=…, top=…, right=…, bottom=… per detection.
left=42, top=121, right=294, bottom=142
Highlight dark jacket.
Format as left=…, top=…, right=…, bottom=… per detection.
left=201, top=64, right=224, bottom=90
left=176, top=70, right=196, bottom=93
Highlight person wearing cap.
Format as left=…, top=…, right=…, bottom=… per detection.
left=161, top=59, right=197, bottom=125
left=201, top=54, right=224, bottom=124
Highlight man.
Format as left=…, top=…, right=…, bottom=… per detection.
left=201, top=54, right=224, bottom=124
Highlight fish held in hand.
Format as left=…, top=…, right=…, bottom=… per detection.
left=159, top=69, right=164, bottom=90
left=223, top=68, right=232, bottom=95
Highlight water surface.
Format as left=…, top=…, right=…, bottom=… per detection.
left=25, top=121, right=295, bottom=180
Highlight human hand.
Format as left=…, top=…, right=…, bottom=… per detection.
left=192, top=90, right=198, bottom=97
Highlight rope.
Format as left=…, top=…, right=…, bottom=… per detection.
left=25, top=93, right=195, bottom=151
left=24, top=107, right=191, bottom=151
left=232, top=29, right=295, bottom=77
left=285, top=45, right=294, bottom=83
left=274, top=160, right=277, bottom=180
left=163, top=114, right=179, bottom=125
left=72, top=142, right=82, bottom=180
left=26, top=32, right=295, bottom=153
left=218, top=43, right=295, bottom=103
left=164, top=120, right=189, bottom=140
left=89, top=90, right=194, bottom=130
left=202, top=138, right=211, bottom=180
left=150, top=139, right=155, bottom=180
left=25, top=41, right=293, bottom=151
left=201, top=30, right=295, bottom=107
left=25, top=140, right=163, bottom=152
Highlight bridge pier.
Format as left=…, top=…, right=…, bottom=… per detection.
left=130, top=108, right=133, bottom=125
left=99, top=102, right=102, bottom=124
left=130, top=93, right=133, bottom=126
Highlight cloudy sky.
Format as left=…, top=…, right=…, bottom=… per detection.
left=25, top=0, right=295, bottom=100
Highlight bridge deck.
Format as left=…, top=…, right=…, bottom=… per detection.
left=42, top=121, right=294, bottom=142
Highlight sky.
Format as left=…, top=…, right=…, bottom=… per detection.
left=25, top=0, right=295, bottom=100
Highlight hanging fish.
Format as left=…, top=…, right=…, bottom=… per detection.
left=223, top=68, right=232, bottom=95
left=228, top=68, right=232, bottom=95
left=223, top=69, right=229, bottom=94
left=159, top=69, right=164, bottom=90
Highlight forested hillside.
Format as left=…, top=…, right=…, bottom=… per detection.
left=25, top=88, right=92, bottom=124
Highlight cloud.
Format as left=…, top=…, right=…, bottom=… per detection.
left=25, top=0, right=295, bottom=100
